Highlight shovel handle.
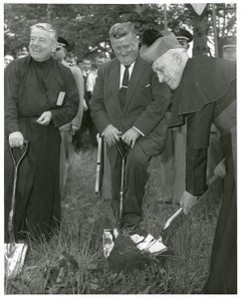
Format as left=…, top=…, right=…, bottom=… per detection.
left=8, top=140, right=28, bottom=244
left=119, top=156, right=126, bottom=221
left=95, top=134, right=103, bottom=194
left=115, top=142, right=127, bottom=225
left=9, top=140, right=29, bottom=169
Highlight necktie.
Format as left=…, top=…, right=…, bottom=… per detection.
left=119, top=65, right=130, bottom=110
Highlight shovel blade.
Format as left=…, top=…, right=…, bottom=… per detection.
left=4, top=243, right=28, bottom=278
left=103, top=228, right=119, bottom=259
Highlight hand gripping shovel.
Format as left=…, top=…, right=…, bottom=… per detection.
left=4, top=141, right=28, bottom=278
left=130, top=158, right=227, bottom=256
left=160, top=158, right=225, bottom=245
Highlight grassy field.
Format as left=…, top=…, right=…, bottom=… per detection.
left=4, top=146, right=222, bottom=294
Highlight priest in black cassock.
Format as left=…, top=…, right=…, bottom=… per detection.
left=4, top=23, right=79, bottom=243
left=140, top=32, right=236, bottom=294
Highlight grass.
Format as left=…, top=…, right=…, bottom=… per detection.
left=4, top=146, right=221, bottom=294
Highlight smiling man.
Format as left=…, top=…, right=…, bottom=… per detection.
left=90, top=22, right=171, bottom=246
left=4, top=23, right=79, bottom=243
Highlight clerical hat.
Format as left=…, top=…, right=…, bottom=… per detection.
left=140, top=32, right=183, bottom=63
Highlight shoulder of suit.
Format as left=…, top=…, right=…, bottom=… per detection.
left=68, top=65, right=83, bottom=76
left=107, top=57, right=120, bottom=67
left=96, top=58, right=116, bottom=73
left=137, top=54, right=151, bottom=66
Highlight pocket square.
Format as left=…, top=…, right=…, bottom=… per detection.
left=145, top=84, right=151, bottom=88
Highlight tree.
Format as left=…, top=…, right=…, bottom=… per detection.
left=4, top=3, right=236, bottom=59
left=189, top=4, right=210, bottom=56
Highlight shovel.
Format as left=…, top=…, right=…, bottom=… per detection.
left=95, top=134, right=103, bottom=194
left=4, top=141, right=29, bottom=278
left=117, top=144, right=126, bottom=224
left=102, top=141, right=126, bottom=258
left=160, top=158, right=225, bottom=244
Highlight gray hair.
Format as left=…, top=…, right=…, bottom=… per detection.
left=109, top=22, right=137, bottom=40
left=30, top=23, right=58, bottom=41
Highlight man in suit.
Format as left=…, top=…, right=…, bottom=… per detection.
left=90, top=22, right=171, bottom=235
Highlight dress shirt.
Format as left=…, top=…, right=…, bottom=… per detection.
left=119, top=61, right=144, bottom=137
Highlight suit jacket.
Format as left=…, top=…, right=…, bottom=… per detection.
left=89, top=55, right=171, bottom=167
left=60, top=64, right=84, bottom=131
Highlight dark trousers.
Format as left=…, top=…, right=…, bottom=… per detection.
left=110, top=142, right=151, bottom=227
left=203, top=134, right=237, bottom=294
left=72, top=110, right=98, bottom=150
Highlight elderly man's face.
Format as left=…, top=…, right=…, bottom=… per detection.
left=29, top=27, right=56, bottom=62
left=152, top=52, right=183, bottom=90
left=111, top=33, right=139, bottom=66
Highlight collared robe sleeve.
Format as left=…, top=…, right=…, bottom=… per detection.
left=186, top=102, right=215, bottom=196
left=50, top=68, right=79, bottom=129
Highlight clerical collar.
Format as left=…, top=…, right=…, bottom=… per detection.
left=32, top=56, right=53, bottom=66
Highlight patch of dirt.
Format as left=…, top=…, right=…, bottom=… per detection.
left=107, top=234, right=150, bottom=271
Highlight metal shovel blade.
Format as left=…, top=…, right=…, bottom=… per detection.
left=162, top=208, right=183, bottom=231
left=103, top=228, right=119, bottom=259
left=4, top=242, right=28, bottom=278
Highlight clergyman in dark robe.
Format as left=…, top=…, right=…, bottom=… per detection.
left=4, top=23, right=79, bottom=243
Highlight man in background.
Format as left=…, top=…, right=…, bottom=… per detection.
left=4, top=54, right=14, bottom=68
left=52, top=36, right=84, bottom=198
left=86, top=53, right=107, bottom=96
left=72, top=57, right=94, bottom=150
left=220, top=35, right=236, bottom=62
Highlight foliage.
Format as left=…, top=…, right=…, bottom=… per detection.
left=4, top=3, right=236, bottom=58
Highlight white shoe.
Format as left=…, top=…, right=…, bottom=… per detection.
left=130, top=233, right=168, bottom=255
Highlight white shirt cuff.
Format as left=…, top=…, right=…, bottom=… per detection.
left=132, top=126, right=145, bottom=137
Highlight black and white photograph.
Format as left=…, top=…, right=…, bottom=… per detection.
left=2, top=0, right=238, bottom=296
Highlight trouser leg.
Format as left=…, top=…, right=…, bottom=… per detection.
left=110, top=143, right=150, bottom=228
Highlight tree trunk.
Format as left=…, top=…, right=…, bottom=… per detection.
left=191, top=5, right=209, bottom=56
left=46, top=4, right=55, bottom=22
